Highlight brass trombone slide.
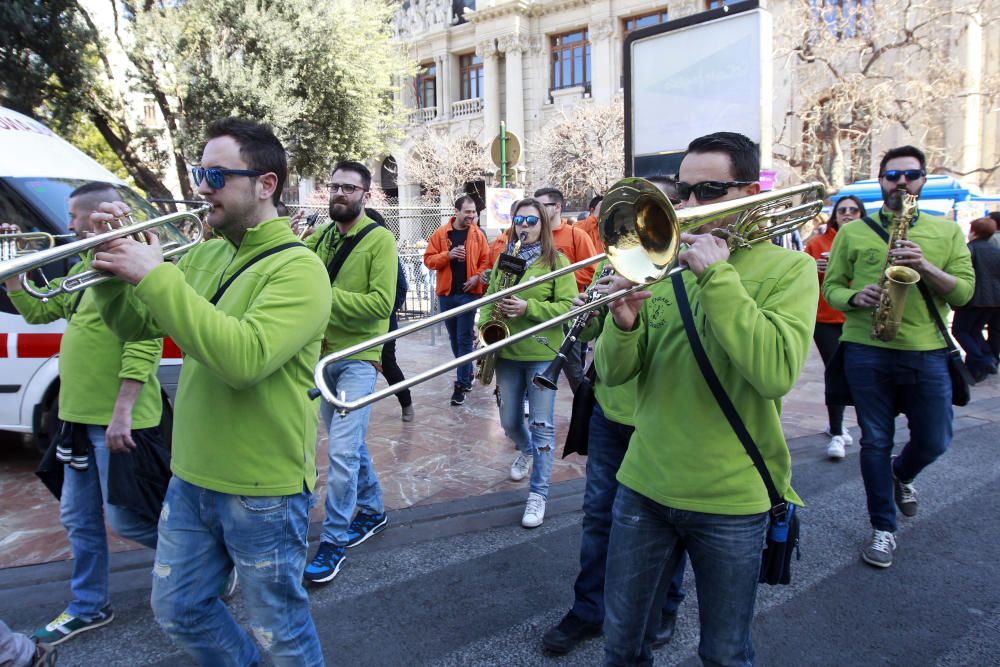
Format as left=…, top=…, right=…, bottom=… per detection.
left=312, top=180, right=825, bottom=414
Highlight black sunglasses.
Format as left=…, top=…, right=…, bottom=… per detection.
left=512, top=215, right=540, bottom=226
left=881, top=169, right=925, bottom=182
left=675, top=180, right=755, bottom=202
left=192, top=167, right=264, bottom=189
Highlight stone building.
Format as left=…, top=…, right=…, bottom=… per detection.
left=388, top=0, right=999, bottom=211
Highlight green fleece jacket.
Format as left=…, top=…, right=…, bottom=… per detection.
left=11, top=258, right=162, bottom=428
left=477, top=253, right=577, bottom=361
left=92, top=218, right=331, bottom=496
left=823, top=211, right=975, bottom=351
left=596, top=243, right=815, bottom=515
left=305, top=218, right=397, bottom=361
left=578, top=259, right=636, bottom=426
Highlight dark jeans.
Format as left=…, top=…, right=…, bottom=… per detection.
left=843, top=343, right=952, bottom=532
left=572, top=403, right=686, bottom=626
left=439, top=292, right=477, bottom=389
left=604, top=486, right=767, bottom=667
left=813, top=322, right=846, bottom=435
left=952, top=308, right=998, bottom=374
left=381, top=313, right=412, bottom=407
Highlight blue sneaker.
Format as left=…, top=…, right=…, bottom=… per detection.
left=303, top=543, right=346, bottom=584
left=346, top=511, right=388, bottom=548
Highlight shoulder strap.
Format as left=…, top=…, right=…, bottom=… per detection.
left=326, top=222, right=378, bottom=285
left=210, top=242, right=303, bottom=306
left=862, top=216, right=889, bottom=243
left=671, top=272, right=786, bottom=518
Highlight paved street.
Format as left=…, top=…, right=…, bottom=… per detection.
left=2, top=397, right=998, bottom=666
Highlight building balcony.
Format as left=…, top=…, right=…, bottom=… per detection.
left=451, top=97, right=484, bottom=118
left=409, top=107, right=438, bottom=124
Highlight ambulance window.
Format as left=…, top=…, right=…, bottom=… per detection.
left=0, top=181, right=49, bottom=233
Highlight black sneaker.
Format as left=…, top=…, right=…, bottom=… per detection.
left=303, top=542, right=346, bottom=584
left=542, top=610, right=602, bottom=655
left=651, top=611, right=677, bottom=648
left=32, top=605, right=114, bottom=645
left=346, top=511, right=388, bottom=547
left=450, top=385, right=466, bottom=405
left=891, top=456, right=918, bottom=517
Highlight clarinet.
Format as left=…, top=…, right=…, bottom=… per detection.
left=532, top=264, right=615, bottom=390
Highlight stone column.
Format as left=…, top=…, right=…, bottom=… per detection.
left=477, top=39, right=501, bottom=138
left=498, top=35, right=526, bottom=141
left=438, top=53, right=452, bottom=120
left=589, top=18, right=616, bottom=105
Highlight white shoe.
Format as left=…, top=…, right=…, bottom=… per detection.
left=510, top=453, right=531, bottom=481
left=826, top=435, right=847, bottom=460
left=825, top=429, right=853, bottom=446
left=522, top=492, right=546, bottom=528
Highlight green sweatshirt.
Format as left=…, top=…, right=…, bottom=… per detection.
left=305, top=218, right=397, bottom=361
left=10, top=258, right=162, bottom=428
left=595, top=243, right=815, bottom=515
left=823, top=211, right=975, bottom=351
left=578, top=259, right=636, bottom=426
left=92, top=218, right=331, bottom=496
left=477, top=253, right=577, bottom=362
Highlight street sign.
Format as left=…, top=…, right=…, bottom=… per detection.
left=490, top=131, right=521, bottom=168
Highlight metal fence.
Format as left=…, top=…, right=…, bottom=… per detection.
left=288, top=204, right=452, bottom=323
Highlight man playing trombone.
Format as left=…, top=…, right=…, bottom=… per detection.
left=2, top=182, right=163, bottom=647
left=596, top=132, right=816, bottom=665
left=88, top=118, right=328, bottom=665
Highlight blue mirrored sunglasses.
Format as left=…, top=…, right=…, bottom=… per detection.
left=512, top=215, right=540, bottom=226
left=192, top=167, right=264, bottom=189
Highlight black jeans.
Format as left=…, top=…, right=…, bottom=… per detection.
left=381, top=314, right=412, bottom=407
left=813, top=322, right=845, bottom=435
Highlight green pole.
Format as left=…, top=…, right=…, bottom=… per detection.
left=500, top=121, right=508, bottom=188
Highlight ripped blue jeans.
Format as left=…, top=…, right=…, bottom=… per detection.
left=150, top=476, right=323, bottom=666
left=495, top=358, right=556, bottom=498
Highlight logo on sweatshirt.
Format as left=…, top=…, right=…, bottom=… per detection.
left=864, top=248, right=881, bottom=265
left=647, top=296, right=673, bottom=328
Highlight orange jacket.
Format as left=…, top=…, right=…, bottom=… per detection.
left=490, top=224, right=597, bottom=292
left=424, top=218, right=491, bottom=296
left=575, top=214, right=603, bottom=254
left=804, top=225, right=846, bottom=325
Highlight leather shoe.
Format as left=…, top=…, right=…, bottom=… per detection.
left=542, top=610, right=602, bottom=655
left=651, top=612, right=677, bottom=648
left=401, top=404, right=414, bottom=422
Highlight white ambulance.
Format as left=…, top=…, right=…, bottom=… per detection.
left=0, top=107, right=180, bottom=448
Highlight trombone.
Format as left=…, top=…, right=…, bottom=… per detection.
left=0, top=207, right=209, bottom=299
left=311, top=178, right=825, bottom=414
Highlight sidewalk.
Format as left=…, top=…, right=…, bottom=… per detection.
left=1, top=324, right=998, bottom=569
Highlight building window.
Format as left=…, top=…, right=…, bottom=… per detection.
left=417, top=63, right=437, bottom=109
left=706, top=0, right=740, bottom=8
left=550, top=29, right=591, bottom=91
left=811, top=0, right=874, bottom=39
left=452, top=0, right=475, bottom=24
left=623, top=9, right=669, bottom=36
left=459, top=53, right=483, bottom=100
left=143, top=98, right=157, bottom=126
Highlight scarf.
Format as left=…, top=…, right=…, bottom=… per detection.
left=508, top=239, right=543, bottom=268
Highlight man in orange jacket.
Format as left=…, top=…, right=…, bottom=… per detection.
left=424, top=195, right=492, bottom=405
left=575, top=195, right=604, bottom=253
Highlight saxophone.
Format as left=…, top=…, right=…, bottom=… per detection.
left=870, top=193, right=921, bottom=342
left=474, top=233, right=526, bottom=386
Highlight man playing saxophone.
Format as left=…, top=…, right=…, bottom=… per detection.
left=823, top=145, right=974, bottom=569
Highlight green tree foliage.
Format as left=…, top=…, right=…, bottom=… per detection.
left=1, top=0, right=410, bottom=199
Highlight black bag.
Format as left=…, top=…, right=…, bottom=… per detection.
left=561, top=362, right=597, bottom=458
left=106, top=426, right=172, bottom=523
left=759, top=503, right=800, bottom=585
left=672, top=273, right=800, bottom=585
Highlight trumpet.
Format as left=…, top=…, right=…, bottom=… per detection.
left=0, top=231, right=74, bottom=261
left=0, top=207, right=209, bottom=299
left=311, top=179, right=825, bottom=414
